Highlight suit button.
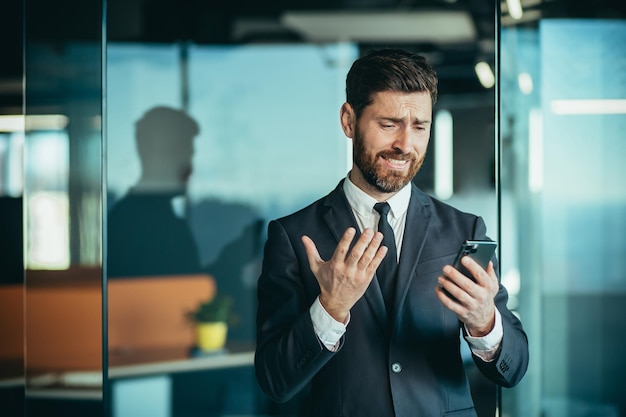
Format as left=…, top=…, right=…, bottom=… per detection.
left=391, top=363, right=402, bottom=373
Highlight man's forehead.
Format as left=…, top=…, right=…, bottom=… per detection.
left=366, top=91, right=432, bottom=115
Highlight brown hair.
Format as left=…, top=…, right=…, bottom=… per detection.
left=346, top=49, right=438, bottom=118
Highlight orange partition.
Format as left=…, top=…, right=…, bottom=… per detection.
left=108, top=274, right=215, bottom=351
left=0, top=285, right=24, bottom=360
left=0, top=270, right=215, bottom=373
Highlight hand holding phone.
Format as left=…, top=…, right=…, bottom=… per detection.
left=452, top=240, right=497, bottom=279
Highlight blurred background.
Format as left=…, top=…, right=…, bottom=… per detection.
left=0, top=0, right=625, bottom=416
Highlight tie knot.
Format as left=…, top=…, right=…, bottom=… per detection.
left=374, top=202, right=391, bottom=217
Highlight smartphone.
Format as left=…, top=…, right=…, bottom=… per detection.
left=452, top=240, right=497, bottom=279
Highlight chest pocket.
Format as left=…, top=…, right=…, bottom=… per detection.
left=400, top=252, right=460, bottom=335
left=414, top=252, right=457, bottom=279
left=443, top=407, right=477, bottom=417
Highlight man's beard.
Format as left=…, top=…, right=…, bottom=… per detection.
left=352, top=127, right=425, bottom=193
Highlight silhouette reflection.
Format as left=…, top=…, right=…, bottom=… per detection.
left=108, top=106, right=201, bottom=277
left=107, top=105, right=263, bottom=343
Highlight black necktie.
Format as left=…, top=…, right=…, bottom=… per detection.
left=373, top=202, right=397, bottom=308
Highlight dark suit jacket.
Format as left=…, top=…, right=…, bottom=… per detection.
left=255, top=181, right=529, bottom=417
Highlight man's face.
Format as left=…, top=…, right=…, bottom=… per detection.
left=343, top=91, right=432, bottom=198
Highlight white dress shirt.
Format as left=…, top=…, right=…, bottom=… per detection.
left=310, top=175, right=503, bottom=361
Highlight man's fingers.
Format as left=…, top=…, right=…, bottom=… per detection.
left=443, top=264, right=473, bottom=293
left=486, top=261, right=498, bottom=281
left=301, top=235, right=322, bottom=273
left=345, top=229, right=380, bottom=267
left=332, top=227, right=358, bottom=261
left=461, top=257, right=497, bottom=289
left=358, top=231, right=385, bottom=267
left=303, top=228, right=385, bottom=279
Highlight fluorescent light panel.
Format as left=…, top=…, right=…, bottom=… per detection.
left=434, top=110, right=453, bottom=200
left=0, top=116, right=23, bottom=132
left=550, top=99, right=626, bottom=115
left=281, top=11, right=476, bottom=43
left=528, top=108, right=543, bottom=193
left=0, top=115, right=69, bottom=132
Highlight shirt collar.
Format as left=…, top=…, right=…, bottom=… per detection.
left=343, top=174, right=411, bottom=219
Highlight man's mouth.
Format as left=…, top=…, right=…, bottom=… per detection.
left=381, top=155, right=411, bottom=170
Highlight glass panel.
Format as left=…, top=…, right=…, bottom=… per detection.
left=500, top=3, right=626, bottom=416
left=0, top=0, right=25, bottom=414
left=106, top=2, right=498, bottom=416
left=0, top=129, right=25, bottom=414
left=21, top=0, right=105, bottom=416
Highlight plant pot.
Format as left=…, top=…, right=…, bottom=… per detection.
left=195, top=321, right=228, bottom=351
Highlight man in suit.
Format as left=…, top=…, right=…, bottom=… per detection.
left=255, top=49, right=528, bottom=417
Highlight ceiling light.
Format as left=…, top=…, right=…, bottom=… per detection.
left=474, top=62, right=495, bottom=89
left=506, top=0, right=524, bottom=20
left=518, top=72, right=533, bottom=95
left=501, top=9, right=541, bottom=26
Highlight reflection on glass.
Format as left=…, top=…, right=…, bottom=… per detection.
left=106, top=42, right=357, bottom=416
left=108, top=107, right=201, bottom=277
left=500, top=18, right=626, bottom=417
left=0, top=131, right=24, bottom=197
left=187, top=44, right=356, bottom=346
left=25, top=131, right=70, bottom=269
left=0, top=131, right=25, bottom=417
left=23, top=34, right=104, bottom=416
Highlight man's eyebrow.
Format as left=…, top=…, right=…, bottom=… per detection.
left=378, top=117, right=431, bottom=124
left=377, top=117, right=403, bottom=123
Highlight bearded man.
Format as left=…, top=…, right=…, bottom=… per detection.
left=254, top=49, right=529, bottom=417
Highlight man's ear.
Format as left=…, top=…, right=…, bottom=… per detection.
left=340, top=102, right=356, bottom=138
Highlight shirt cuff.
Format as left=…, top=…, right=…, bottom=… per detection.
left=464, top=308, right=503, bottom=362
left=310, top=296, right=349, bottom=352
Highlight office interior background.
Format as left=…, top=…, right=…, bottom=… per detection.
left=0, top=0, right=625, bottom=416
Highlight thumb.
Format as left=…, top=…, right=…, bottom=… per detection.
left=301, top=235, right=322, bottom=274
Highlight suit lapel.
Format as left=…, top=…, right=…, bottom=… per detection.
left=322, top=181, right=388, bottom=331
left=390, top=185, right=432, bottom=326
left=321, top=181, right=359, bottom=243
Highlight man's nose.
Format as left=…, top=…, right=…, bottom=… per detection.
left=392, top=128, right=413, bottom=154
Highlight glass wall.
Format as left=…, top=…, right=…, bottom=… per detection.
left=104, top=1, right=499, bottom=417
left=500, top=4, right=626, bottom=417
left=23, top=32, right=105, bottom=417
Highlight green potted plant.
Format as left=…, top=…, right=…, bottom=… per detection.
left=186, top=294, right=233, bottom=351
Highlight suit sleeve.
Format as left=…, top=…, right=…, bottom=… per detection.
left=470, top=217, right=529, bottom=387
left=254, top=220, right=337, bottom=403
